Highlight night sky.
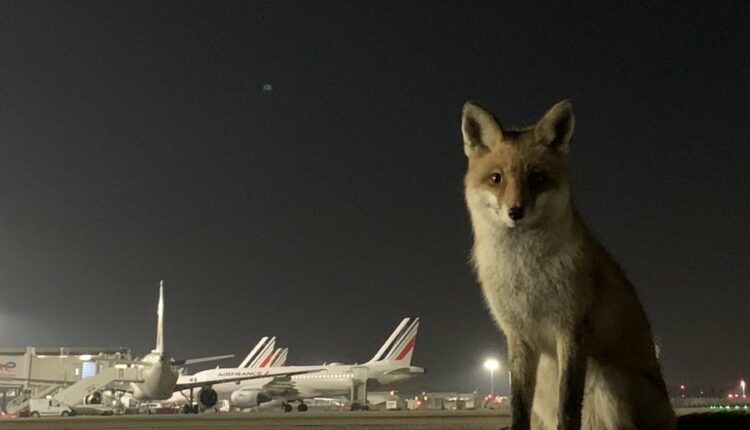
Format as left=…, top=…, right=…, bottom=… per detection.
left=1, top=1, right=748, bottom=394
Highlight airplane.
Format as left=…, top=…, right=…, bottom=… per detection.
left=123, top=281, right=322, bottom=413
left=159, top=337, right=287, bottom=407
left=201, top=317, right=424, bottom=412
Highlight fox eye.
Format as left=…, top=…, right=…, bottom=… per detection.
left=529, top=171, right=549, bottom=185
left=489, top=173, right=502, bottom=184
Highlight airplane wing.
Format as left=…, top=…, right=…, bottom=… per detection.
left=256, top=374, right=322, bottom=401
left=173, top=368, right=323, bottom=391
left=173, top=354, right=234, bottom=366
left=260, top=374, right=298, bottom=398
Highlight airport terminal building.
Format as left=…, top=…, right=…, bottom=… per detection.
left=0, top=346, right=132, bottom=415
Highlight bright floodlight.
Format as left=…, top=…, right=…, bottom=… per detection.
left=484, top=358, right=500, bottom=371
left=484, top=358, right=500, bottom=396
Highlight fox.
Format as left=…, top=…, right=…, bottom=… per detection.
left=461, top=100, right=676, bottom=430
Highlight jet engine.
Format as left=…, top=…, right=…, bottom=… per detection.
left=199, top=388, right=219, bottom=409
left=230, top=389, right=272, bottom=408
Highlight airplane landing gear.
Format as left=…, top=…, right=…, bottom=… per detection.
left=181, top=388, right=201, bottom=414
left=350, top=403, right=369, bottom=411
left=282, top=403, right=293, bottom=412
left=182, top=404, right=199, bottom=414
left=297, top=403, right=308, bottom=412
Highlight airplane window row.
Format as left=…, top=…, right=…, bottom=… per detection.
left=295, top=374, right=352, bottom=379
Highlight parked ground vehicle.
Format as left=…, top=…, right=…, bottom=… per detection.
left=28, top=398, right=75, bottom=417
left=72, top=404, right=115, bottom=416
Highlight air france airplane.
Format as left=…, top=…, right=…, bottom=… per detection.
left=163, top=337, right=288, bottom=407
left=208, top=317, right=424, bottom=411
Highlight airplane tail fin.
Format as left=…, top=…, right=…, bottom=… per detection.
left=367, top=317, right=419, bottom=365
left=238, top=337, right=274, bottom=368
left=270, top=348, right=288, bottom=367
left=243, top=337, right=276, bottom=368
left=155, top=281, right=165, bottom=353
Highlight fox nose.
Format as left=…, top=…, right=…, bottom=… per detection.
left=508, top=206, right=525, bottom=221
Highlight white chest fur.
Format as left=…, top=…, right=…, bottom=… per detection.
left=472, top=216, right=582, bottom=347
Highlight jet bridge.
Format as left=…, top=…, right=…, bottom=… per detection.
left=0, top=346, right=133, bottom=415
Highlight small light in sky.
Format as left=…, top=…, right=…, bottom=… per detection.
left=261, top=83, right=273, bottom=94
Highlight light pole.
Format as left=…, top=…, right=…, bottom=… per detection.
left=484, top=359, right=500, bottom=397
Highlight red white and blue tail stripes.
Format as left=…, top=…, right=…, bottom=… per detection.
left=368, top=317, right=419, bottom=364
left=239, top=336, right=276, bottom=368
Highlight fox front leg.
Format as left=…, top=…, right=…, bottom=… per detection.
left=507, top=334, right=539, bottom=430
left=556, top=332, right=587, bottom=430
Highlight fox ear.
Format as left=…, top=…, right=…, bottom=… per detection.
left=462, top=101, right=503, bottom=158
left=534, top=100, right=575, bottom=154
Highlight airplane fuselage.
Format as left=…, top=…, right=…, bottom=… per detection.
left=131, top=351, right=178, bottom=401
left=206, top=361, right=424, bottom=404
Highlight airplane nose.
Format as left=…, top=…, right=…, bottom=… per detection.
left=508, top=206, right=525, bottom=221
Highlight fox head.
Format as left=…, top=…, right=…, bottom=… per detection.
left=462, top=100, right=575, bottom=230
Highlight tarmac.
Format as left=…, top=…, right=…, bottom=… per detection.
left=0, top=410, right=511, bottom=430
left=4, top=408, right=750, bottom=430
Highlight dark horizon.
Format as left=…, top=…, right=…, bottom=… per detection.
left=0, top=1, right=748, bottom=394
